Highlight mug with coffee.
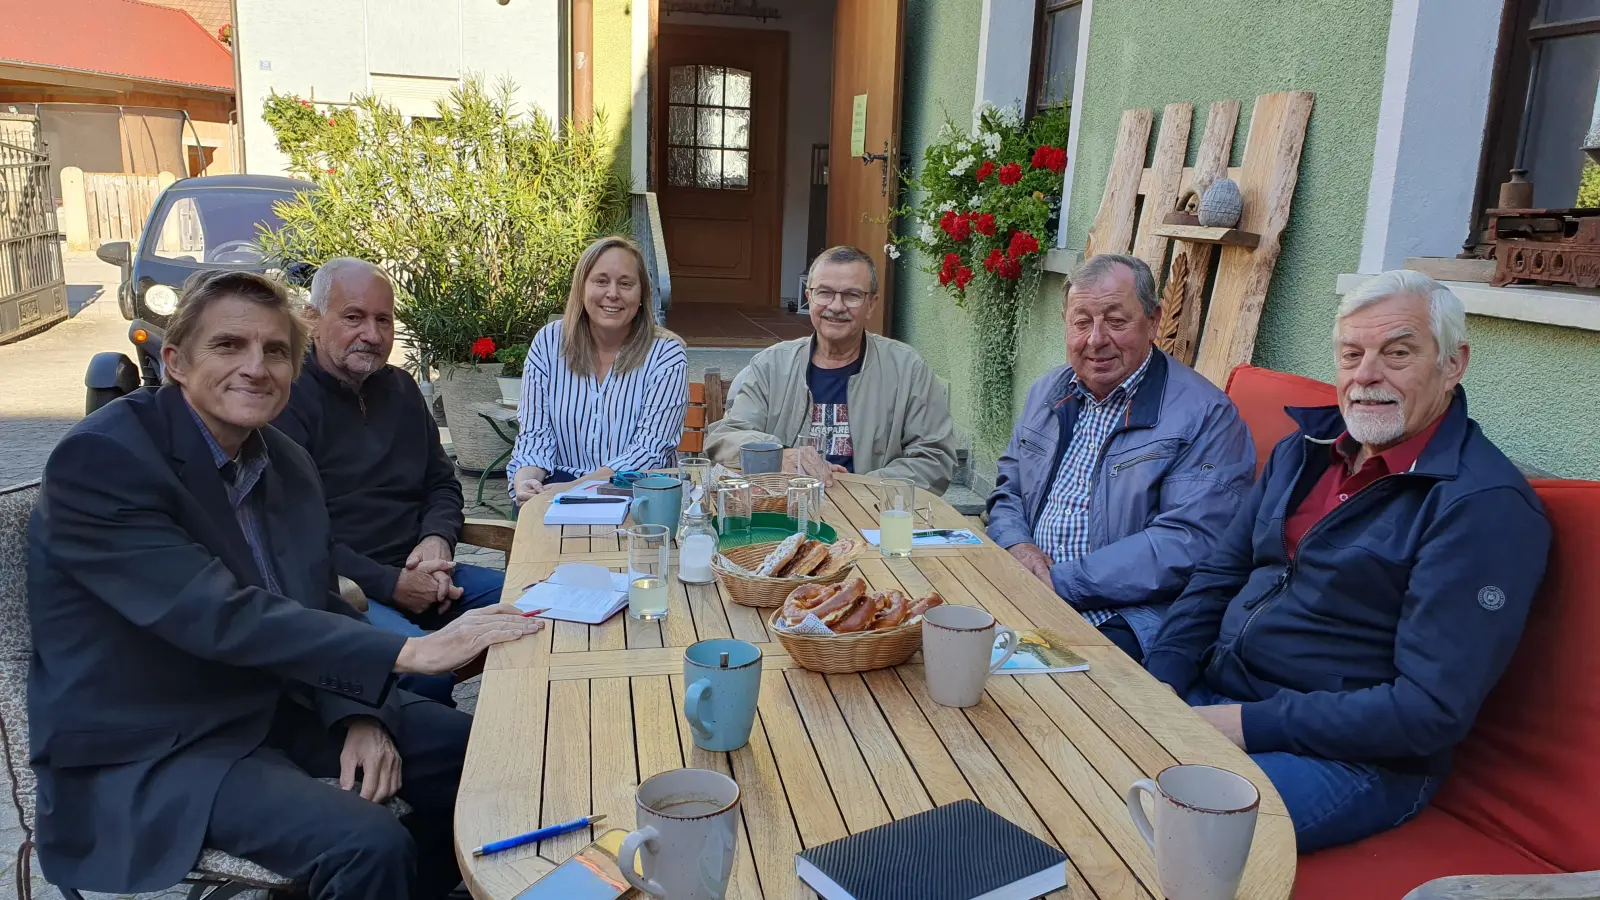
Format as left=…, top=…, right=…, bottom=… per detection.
left=1126, top=764, right=1260, bottom=900
left=920, top=605, right=1018, bottom=707
left=620, top=768, right=742, bottom=900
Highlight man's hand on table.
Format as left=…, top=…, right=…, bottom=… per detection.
left=782, top=447, right=844, bottom=487
left=405, top=535, right=460, bottom=612
left=1008, top=542, right=1055, bottom=585
left=340, top=718, right=402, bottom=803
left=392, top=560, right=459, bottom=615
left=1195, top=705, right=1246, bottom=749
left=394, top=604, right=543, bottom=675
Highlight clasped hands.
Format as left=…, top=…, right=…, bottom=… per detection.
left=783, top=447, right=846, bottom=487
left=392, top=535, right=461, bottom=615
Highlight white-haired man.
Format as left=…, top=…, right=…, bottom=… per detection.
left=275, top=258, right=505, bottom=707
left=1144, top=270, right=1551, bottom=852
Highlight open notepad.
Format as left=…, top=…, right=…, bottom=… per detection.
left=515, top=563, right=631, bottom=624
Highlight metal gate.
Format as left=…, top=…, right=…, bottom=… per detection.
left=0, top=113, right=67, bottom=344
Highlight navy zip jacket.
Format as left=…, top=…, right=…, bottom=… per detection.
left=1144, top=388, right=1550, bottom=774
left=274, top=350, right=464, bottom=604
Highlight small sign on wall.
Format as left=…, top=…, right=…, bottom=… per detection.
left=850, top=93, right=868, bottom=158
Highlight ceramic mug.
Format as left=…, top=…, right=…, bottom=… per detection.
left=632, top=475, right=684, bottom=531
left=683, top=638, right=763, bottom=752
left=1126, top=764, right=1260, bottom=900
left=739, top=441, right=783, bottom=475
left=920, top=605, right=1018, bottom=707
left=620, top=768, right=742, bottom=900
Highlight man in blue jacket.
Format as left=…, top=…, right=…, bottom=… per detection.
left=987, top=254, right=1255, bottom=661
left=276, top=258, right=506, bottom=706
left=1145, top=270, right=1551, bottom=852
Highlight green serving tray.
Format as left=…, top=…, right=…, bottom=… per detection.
left=717, top=513, right=837, bottom=551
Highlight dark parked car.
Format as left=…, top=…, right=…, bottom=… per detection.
left=86, top=174, right=314, bottom=413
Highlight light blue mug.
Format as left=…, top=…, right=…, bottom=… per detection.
left=683, top=639, right=763, bottom=752
left=631, top=474, right=683, bottom=531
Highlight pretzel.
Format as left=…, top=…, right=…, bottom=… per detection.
left=904, top=591, right=945, bottom=624
left=780, top=578, right=866, bottom=627
left=779, top=583, right=829, bottom=626
left=814, top=538, right=865, bottom=578
left=869, top=589, right=911, bottom=630
left=831, top=590, right=882, bottom=633
left=815, top=579, right=868, bottom=628
left=755, top=533, right=807, bottom=577
left=778, top=539, right=830, bottom=577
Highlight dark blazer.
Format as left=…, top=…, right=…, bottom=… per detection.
left=26, top=385, right=408, bottom=893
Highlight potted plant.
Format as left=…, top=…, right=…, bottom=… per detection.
left=495, top=341, right=527, bottom=403
left=258, top=77, right=630, bottom=469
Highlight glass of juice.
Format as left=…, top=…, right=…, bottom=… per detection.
left=878, top=477, right=916, bottom=558
left=626, top=524, right=671, bottom=620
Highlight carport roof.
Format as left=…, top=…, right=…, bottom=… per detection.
left=0, top=0, right=233, bottom=93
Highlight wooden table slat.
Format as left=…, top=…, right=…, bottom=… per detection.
left=824, top=674, right=934, bottom=819
left=632, top=674, right=686, bottom=781
left=588, top=677, right=640, bottom=847
left=538, top=680, right=593, bottom=860
left=668, top=675, right=767, bottom=900
left=784, top=670, right=894, bottom=834
left=754, top=669, right=848, bottom=848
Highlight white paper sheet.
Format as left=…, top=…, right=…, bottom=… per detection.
left=542, top=480, right=632, bottom=525
left=859, top=528, right=983, bottom=547
left=515, top=563, right=631, bottom=624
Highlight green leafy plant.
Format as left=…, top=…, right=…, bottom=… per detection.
left=496, top=341, right=529, bottom=378
left=257, top=77, right=631, bottom=368
left=889, top=103, right=1071, bottom=448
left=1579, top=159, right=1600, bottom=208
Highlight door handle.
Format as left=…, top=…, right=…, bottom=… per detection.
left=860, top=140, right=893, bottom=197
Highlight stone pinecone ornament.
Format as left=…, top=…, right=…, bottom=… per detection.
left=1197, top=177, right=1243, bottom=228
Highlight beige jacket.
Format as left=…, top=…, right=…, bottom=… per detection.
left=705, top=334, right=957, bottom=494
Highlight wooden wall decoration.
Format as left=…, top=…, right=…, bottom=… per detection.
left=1084, top=91, right=1314, bottom=386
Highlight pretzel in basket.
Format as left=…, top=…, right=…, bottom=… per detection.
left=780, top=579, right=867, bottom=627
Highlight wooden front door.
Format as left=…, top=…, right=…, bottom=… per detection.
left=657, top=26, right=788, bottom=306
left=827, top=0, right=907, bottom=335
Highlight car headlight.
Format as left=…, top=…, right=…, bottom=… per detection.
left=144, top=284, right=180, bottom=316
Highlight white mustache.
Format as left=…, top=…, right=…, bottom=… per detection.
left=347, top=343, right=383, bottom=355
left=1347, top=386, right=1401, bottom=403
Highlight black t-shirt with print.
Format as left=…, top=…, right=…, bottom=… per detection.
left=804, top=355, right=864, bottom=472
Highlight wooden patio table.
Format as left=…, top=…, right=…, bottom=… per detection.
left=456, top=473, right=1296, bottom=900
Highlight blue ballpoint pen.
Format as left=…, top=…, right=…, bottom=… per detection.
left=471, top=814, right=607, bottom=856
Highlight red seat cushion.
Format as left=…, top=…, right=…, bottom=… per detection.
left=1428, top=479, right=1600, bottom=873
left=1295, top=807, right=1559, bottom=900
left=1222, top=365, right=1337, bottom=475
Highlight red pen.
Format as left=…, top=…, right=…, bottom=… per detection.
left=521, top=608, right=549, bottom=618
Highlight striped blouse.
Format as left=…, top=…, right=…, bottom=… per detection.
left=507, top=320, right=689, bottom=490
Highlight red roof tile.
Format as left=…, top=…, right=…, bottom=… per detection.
left=0, top=0, right=234, bottom=92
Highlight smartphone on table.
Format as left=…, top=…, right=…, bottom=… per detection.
left=513, top=828, right=636, bottom=899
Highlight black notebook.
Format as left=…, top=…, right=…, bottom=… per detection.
left=795, top=799, right=1069, bottom=900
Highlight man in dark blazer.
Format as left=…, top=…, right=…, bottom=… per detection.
left=27, top=270, right=541, bottom=899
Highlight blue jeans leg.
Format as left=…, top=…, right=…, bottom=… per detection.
left=363, top=600, right=457, bottom=706
left=1183, top=685, right=1440, bottom=852
left=450, top=563, right=506, bottom=614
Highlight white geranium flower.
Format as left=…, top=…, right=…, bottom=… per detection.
left=969, top=194, right=982, bottom=209
left=885, top=242, right=901, bottom=260
left=948, top=155, right=975, bottom=177
left=919, top=222, right=937, bottom=243
left=937, top=200, right=956, bottom=213
left=981, top=132, right=1002, bottom=155
left=994, top=104, right=1023, bottom=128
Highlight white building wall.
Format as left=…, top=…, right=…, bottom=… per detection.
left=235, top=0, right=562, bottom=177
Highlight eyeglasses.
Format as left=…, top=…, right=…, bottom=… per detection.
left=808, top=287, right=873, bottom=308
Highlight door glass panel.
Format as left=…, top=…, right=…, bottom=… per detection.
left=697, top=66, right=725, bottom=106
left=669, top=66, right=696, bottom=104
left=724, top=70, right=751, bottom=108
left=724, top=109, right=750, bottom=149
left=723, top=150, right=749, bottom=188
left=696, top=149, right=722, bottom=189
left=664, top=64, right=753, bottom=190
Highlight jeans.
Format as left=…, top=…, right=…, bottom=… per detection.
left=364, top=563, right=506, bottom=706
left=1184, top=685, right=1441, bottom=852
left=1097, top=614, right=1144, bottom=664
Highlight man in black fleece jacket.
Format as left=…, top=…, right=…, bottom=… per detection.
left=275, top=258, right=505, bottom=705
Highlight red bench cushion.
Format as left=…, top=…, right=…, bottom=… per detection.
left=1429, top=479, right=1600, bottom=874
left=1295, top=807, right=1559, bottom=900
left=1222, top=365, right=1337, bottom=475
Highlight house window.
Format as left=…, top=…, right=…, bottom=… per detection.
left=1029, top=0, right=1083, bottom=115
left=1474, top=0, right=1600, bottom=232
left=665, top=64, right=751, bottom=191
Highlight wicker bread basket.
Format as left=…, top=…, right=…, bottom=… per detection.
left=768, top=608, right=923, bottom=674
left=713, top=541, right=854, bottom=608
left=741, top=473, right=794, bottom=513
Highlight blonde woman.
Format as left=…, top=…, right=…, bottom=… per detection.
left=509, top=236, right=689, bottom=505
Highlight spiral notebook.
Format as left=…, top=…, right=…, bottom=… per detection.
left=795, top=799, right=1068, bottom=900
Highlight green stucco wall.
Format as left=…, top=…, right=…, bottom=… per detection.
left=595, top=0, right=636, bottom=181
left=897, top=0, right=1600, bottom=480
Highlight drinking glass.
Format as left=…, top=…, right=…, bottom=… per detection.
left=715, top=477, right=753, bottom=539
left=678, top=456, right=712, bottom=516
left=878, top=477, right=916, bottom=558
left=626, top=524, right=671, bottom=621
left=787, top=476, right=824, bottom=537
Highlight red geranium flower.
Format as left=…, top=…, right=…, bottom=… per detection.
left=998, top=258, right=1022, bottom=280
left=983, top=248, right=1004, bottom=273
left=954, top=266, right=974, bottom=290
left=948, top=213, right=972, bottom=242
left=1008, top=231, right=1040, bottom=259
left=471, top=337, right=497, bottom=361
left=975, top=160, right=996, bottom=183
left=1031, top=145, right=1055, bottom=170
left=975, top=213, right=997, bottom=236
left=997, top=163, right=1023, bottom=186
left=941, top=252, right=962, bottom=271
left=1048, top=147, right=1068, bottom=173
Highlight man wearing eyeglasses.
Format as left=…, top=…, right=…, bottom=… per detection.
left=706, top=246, right=957, bottom=493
